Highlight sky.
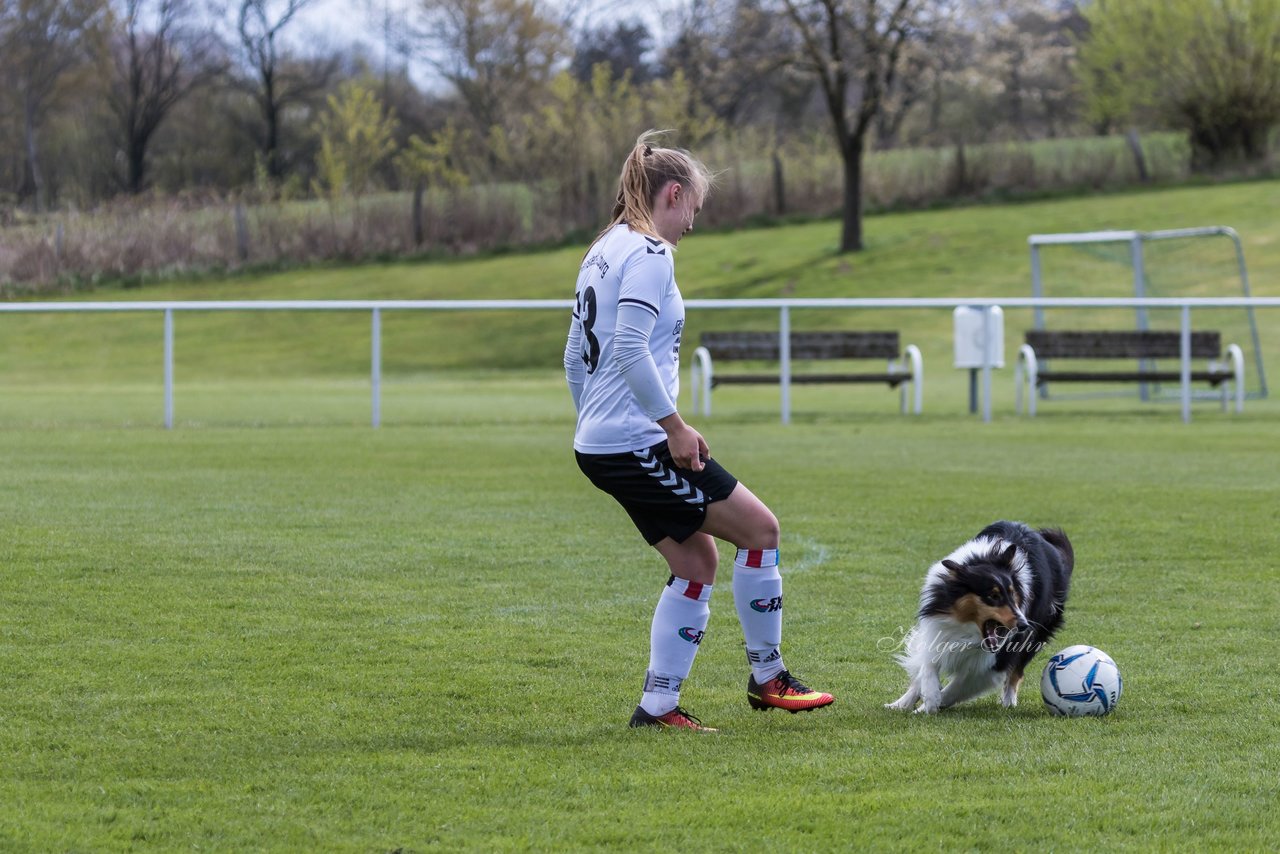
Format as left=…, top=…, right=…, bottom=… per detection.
left=277, top=0, right=681, bottom=91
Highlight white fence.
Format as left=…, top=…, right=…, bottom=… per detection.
left=3, top=297, right=1278, bottom=426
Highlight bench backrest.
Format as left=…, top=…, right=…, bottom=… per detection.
left=1025, top=330, right=1221, bottom=359
left=700, top=331, right=900, bottom=361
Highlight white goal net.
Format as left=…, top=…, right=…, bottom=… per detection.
left=1028, top=226, right=1268, bottom=400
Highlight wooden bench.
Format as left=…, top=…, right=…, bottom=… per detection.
left=690, top=331, right=922, bottom=416
left=1014, top=330, right=1244, bottom=416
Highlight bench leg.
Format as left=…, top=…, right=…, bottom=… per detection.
left=1014, top=362, right=1022, bottom=414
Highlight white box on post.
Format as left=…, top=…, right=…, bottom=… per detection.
left=954, top=306, right=1004, bottom=420
left=953, top=305, right=1005, bottom=368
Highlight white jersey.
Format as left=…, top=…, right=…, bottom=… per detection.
left=565, top=224, right=685, bottom=454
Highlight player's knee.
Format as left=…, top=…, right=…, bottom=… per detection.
left=744, top=509, right=780, bottom=551
left=667, top=537, right=720, bottom=584
left=678, top=553, right=718, bottom=585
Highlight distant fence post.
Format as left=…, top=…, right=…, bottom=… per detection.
left=772, top=150, right=786, bottom=216
left=779, top=305, right=792, bottom=425
left=1180, top=305, right=1192, bottom=423
left=163, top=308, right=174, bottom=429
left=1126, top=130, right=1150, bottom=182
left=233, top=204, right=250, bottom=262
left=949, top=140, right=969, bottom=196
left=371, top=307, right=382, bottom=428
left=412, top=181, right=425, bottom=247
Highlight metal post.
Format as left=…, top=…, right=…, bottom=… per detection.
left=1029, top=245, right=1048, bottom=401
left=1132, top=234, right=1151, bottom=402
left=1180, top=305, right=1191, bottom=423
left=1030, top=245, right=1044, bottom=331
left=779, top=305, right=791, bottom=425
left=981, top=306, right=993, bottom=424
left=1229, top=228, right=1268, bottom=398
left=163, top=308, right=174, bottom=430
left=371, top=307, right=382, bottom=428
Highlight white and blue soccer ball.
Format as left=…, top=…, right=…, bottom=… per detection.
left=1041, top=645, right=1122, bottom=717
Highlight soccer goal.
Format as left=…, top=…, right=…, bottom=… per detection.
left=1028, top=226, right=1268, bottom=401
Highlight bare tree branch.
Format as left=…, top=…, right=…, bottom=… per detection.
left=107, top=0, right=226, bottom=193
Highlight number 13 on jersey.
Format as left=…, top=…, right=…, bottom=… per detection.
left=577, top=286, right=601, bottom=374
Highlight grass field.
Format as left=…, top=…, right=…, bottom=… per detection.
left=3, top=181, right=1280, bottom=849
left=2, top=380, right=1279, bottom=849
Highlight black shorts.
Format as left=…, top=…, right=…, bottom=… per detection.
left=576, top=441, right=739, bottom=545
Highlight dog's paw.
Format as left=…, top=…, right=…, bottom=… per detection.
left=1000, top=690, right=1018, bottom=708
left=913, top=703, right=939, bottom=714
left=884, top=699, right=914, bottom=712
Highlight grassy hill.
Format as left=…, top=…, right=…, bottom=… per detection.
left=1, top=179, right=1277, bottom=419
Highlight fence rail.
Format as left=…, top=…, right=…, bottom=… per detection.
left=4, top=297, right=1278, bottom=426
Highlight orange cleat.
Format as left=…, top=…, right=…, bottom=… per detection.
left=747, top=670, right=835, bottom=713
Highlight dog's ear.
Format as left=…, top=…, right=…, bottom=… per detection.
left=942, top=559, right=965, bottom=576
left=1000, top=545, right=1018, bottom=566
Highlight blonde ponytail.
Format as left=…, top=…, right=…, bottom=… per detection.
left=589, top=130, right=713, bottom=251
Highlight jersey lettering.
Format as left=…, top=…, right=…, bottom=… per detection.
left=577, top=286, right=601, bottom=374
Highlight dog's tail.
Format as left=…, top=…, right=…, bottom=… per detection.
left=1039, top=527, right=1074, bottom=573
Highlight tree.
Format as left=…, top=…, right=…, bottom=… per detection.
left=106, top=0, right=224, bottom=194
left=0, top=0, right=108, bottom=209
left=571, top=20, right=655, bottom=84
left=882, top=0, right=1086, bottom=149
left=236, top=0, right=338, bottom=181
left=662, top=0, right=808, bottom=128
left=395, top=121, right=469, bottom=245
left=313, top=80, right=399, bottom=200
left=981, top=0, right=1083, bottom=140
left=778, top=0, right=938, bottom=252
left=414, top=0, right=565, bottom=141
left=1078, top=0, right=1280, bottom=170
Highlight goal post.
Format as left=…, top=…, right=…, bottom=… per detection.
left=1028, top=226, right=1268, bottom=401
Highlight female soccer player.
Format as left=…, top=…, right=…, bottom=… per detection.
left=564, top=132, right=835, bottom=731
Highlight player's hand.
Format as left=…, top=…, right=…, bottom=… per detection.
left=658, top=414, right=709, bottom=472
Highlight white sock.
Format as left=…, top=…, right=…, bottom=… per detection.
left=639, top=576, right=712, bottom=715
left=733, top=548, right=786, bottom=683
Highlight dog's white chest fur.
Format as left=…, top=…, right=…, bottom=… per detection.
left=909, top=617, right=994, bottom=674
left=886, top=616, right=1006, bottom=714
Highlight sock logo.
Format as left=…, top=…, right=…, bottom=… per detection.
left=750, top=595, right=783, bottom=613
left=678, top=627, right=705, bottom=645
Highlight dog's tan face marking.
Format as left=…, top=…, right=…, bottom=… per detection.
left=954, top=593, right=981, bottom=624
left=954, top=594, right=1019, bottom=651
left=990, top=605, right=1018, bottom=630
left=954, top=594, right=1017, bottom=630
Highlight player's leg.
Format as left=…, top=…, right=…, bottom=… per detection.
left=699, top=481, right=778, bottom=550
left=701, top=483, right=835, bottom=713
left=629, top=532, right=719, bottom=732
left=653, top=529, right=719, bottom=584
left=576, top=446, right=725, bottom=730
